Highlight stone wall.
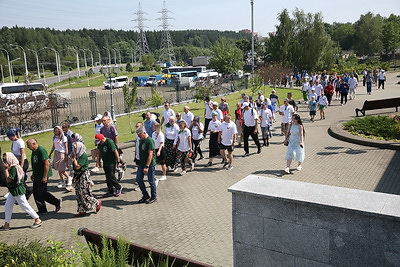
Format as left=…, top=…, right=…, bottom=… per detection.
left=228, top=175, right=400, bottom=266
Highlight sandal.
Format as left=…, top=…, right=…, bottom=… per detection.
left=30, top=221, right=42, bottom=229
left=96, top=201, right=102, bottom=213
left=0, top=225, right=10, bottom=231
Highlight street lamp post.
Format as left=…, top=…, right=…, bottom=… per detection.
left=44, top=47, right=61, bottom=82
left=10, top=58, right=21, bottom=83
left=112, top=49, right=117, bottom=65
left=94, top=48, right=101, bottom=66
left=114, top=48, right=121, bottom=65
left=103, top=47, right=111, bottom=66
left=10, top=44, right=29, bottom=81
left=80, top=49, right=90, bottom=86
left=0, top=48, right=13, bottom=82
left=250, top=0, right=255, bottom=78
left=28, top=49, right=41, bottom=79
left=85, top=49, right=94, bottom=69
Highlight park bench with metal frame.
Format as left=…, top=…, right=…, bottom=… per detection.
left=355, top=97, right=400, bottom=117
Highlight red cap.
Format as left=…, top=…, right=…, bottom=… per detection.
left=95, top=133, right=104, bottom=144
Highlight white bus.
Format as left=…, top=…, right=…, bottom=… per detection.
left=0, top=82, right=47, bottom=96
left=103, top=76, right=128, bottom=89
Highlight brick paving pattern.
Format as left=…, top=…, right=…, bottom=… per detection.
left=0, top=72, right=399, bottom=266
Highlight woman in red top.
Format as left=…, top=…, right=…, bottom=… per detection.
left=324, top=81, right=335, bottom=106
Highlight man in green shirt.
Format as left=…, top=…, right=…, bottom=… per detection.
left=26, top=138, right=61, bottom=214
left=95, top=134, right=123, bottom=197
left=136, top=126, right=157, bottom=204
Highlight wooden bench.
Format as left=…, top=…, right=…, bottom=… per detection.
left=355, top=97, right=400, bottom=117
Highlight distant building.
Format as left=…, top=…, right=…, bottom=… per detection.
left=239, top=29, right=258, bottom=37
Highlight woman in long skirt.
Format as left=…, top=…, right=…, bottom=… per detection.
left=71, top=142, right=101, bottom=216
left=206, top=112, right=222, bottom=166
left=164, top=116, right=179, bottom=170
left=283, top=114, right=305, bottom=173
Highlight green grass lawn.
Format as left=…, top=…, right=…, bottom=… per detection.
left=0, top=86, right=302, bottom=159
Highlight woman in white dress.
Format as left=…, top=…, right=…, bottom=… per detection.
left=283, top=114, right=305, bottom=173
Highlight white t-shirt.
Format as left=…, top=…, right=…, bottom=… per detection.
left=177, top=128, right=191, bottom=152
left=318, top=96, right=328, bottom=106
left=191, top=122, right=204, bottom=140
left=205, top=101, right=213, bottom=119
left=279, top=104, right=294, bottom=124
left=259, top=108, right=273, bottom=127
left=379, top=71, right=386, bottom=80
left=208, top=120, right=221, bottom=133
left=242, top=108, right=258, bottom=127
left=12, top=138, right=26, bottom=159
left=135, top=135, right=140, bottom=160
left=162, top=108, right=176, bottom=125
left=183, top=111, right=194, bottom=127
left=164, top=123, right=179, bottom=144
left=265, top=98, right=272, bottom=106
left=152, top=131, right=165, bottom=149
left=313, top=84, right=323, bottom=96
left=348, top=77, right=358, bottom=89
left=53, top=135, right=68, bottom=153
left=302, top=82, right=310, bottom=92
left=95, top=123, right=103, bottom=134
left=220, top=121, right=237, bottom=146
left=213, top=108, right=223, bottom=121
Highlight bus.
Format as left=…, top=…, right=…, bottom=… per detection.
left=0, top=82, right=47, bottom=96
left=162, top=66, right=206, bottom=74
left=103, top=76, right=129, bottom=89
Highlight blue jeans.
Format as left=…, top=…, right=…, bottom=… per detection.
left=136, top=165, right=156, bottom=199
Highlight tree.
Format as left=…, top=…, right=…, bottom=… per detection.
left=125, top=63, right=133, bottom=72
left=353, top=12, right=384, bottom=56
left=140, top=54, right=156, bottom=71
left=382, top=14, right=400, bottom=58
left=146, top=89, right=163, bottom=109
left=258, top=62, right=291, bottom=89
left=122, top=83, right=137, bottom=133
left=208, top=38, right=243, bottom=75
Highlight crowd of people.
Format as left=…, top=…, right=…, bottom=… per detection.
left=0, top=68, right=387, bottom=229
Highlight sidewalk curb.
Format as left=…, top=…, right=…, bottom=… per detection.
left=328, top=120, right=400, bottom=150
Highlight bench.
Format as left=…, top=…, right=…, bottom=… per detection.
left=355, top=97, right=400, bottom=117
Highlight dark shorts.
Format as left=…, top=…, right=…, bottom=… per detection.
left=310, top=110, right=316, bottom=116
left=155, top=147, right=166, bottom=165
left=219, top=143, right=234, bottom=152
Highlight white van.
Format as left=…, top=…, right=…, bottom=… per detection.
left=103, top=76, right=128, bottom=89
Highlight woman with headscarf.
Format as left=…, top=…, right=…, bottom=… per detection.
left=164, top=116, right=179, bottom=171
left=189, top=115, right=204, bottom=162
left=71, top=142, right=101, bottom=217
left=49, top=126, right=70, bottom=190
left=1, top=152, right=42, bottom=230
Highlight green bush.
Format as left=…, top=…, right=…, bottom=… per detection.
left=343, top=115, right=400, bottom=140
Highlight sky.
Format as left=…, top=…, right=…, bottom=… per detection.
left=0, top=0, right=399, bottom=36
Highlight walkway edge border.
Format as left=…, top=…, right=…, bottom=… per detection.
left=328, top=120, right=400, bottom=150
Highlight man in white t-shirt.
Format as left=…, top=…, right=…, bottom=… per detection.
left=203, top=96, right=213, bottom=138
left=378, top=69, right=386, bottom=89
left=161, top=102, right=176, bottom=127
left=279, top=98, right=294, bottom=135
left=218, top=114, right=237, bottom=170
left=348, top=74, right=358, bottom=100
left=183, top=106, right=194, bottom=127
left=312, top=80, right=323, bottom=100
left=241, top=102, right=261, bottom=157
left=259, top=102, right=273, bottom=147
left=211, top=101, right=223, bottom=121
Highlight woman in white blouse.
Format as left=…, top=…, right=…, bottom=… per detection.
left=164, top=116, right=179, bottom=171
left=152, top=122, right=167, bottom=180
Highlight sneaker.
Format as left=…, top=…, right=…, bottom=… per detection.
left=242, top=153, right=249, bottom=157
left=223, top=162, right=229, bottom=168
left=173, top=166, right=179, bottom=172
left=284, top=168, right=290, bottom=174
left=138, top=196, right=150, bottom=204
left=296, top=166, right=303, bottom=171
left=96, top=200, right=102, bottom=213
left=66, top=176, right=73, bottom=186
left=190, top=162, right=195, bottom=171
left=3, top=192, right=9, bottom=198
left=55, top=198, right=62, bottom=213
left=155, top=178, right=159, bottom=187
left=159, top=175, right=167, bottom=181
left=115, top=186, right=123, bottom=197
left=180, top=170, right=186, bottom=176
left=65, top=185, right=74, bottom=192
left=198, top=156, right=204, bottom=161
left=57, top=182, right=65, bottom=189
left=91, top=167, right=100, bottom=172
left=0, top=225, right=10, bottom=231
left=146, top=197, right=157, bottom=204
left=227, top=165, right=233, bottom=170
left=206, top=162, right=213, bottom=167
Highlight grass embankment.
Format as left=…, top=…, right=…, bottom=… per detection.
left=0, top=87, right=302, bottom=158
left=343, top=115, right=400, bottom=141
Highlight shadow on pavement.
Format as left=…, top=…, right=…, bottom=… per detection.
left=374, top=150, right=400, bottom=195
left=252, top=169, right=287, bottom=177
left=317, top=146, right=373, bottom=156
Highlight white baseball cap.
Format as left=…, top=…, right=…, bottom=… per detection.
left=94, top=114, right=103, bottom=121
left=242, top=102, right=249, bottom=108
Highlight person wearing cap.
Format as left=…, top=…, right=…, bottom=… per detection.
left=378, top=69, right=386, bottom=89
left=1, top=152, right=42, bottom=230
left=242, top=102, right=261, bottom=156
left=348, top=73, right=358, bottom=100
left=312, top=80, right=323, bottom=100
left=135, top=126, right=157, bottom=204
left=279, top=98, right=294, bottom=135
left=308, top=96, right=317, bottom=122
left=259, top=102, right=273, bottom=147
left=95, top=133, right=123, bottom=197
left=301, top=78, right=310, bottom=103
left=206, top=111, right=222, bottom=166
left=308, top=88, right=318, bottom=103
left=218, top=114, right=237, bottom=170
left=26, top=138, right=62, bottom=214
left=248, top=96, right=257, bottom=109
left=212, top=101, right=223, bottom=121
left=6, top=128, right=32, bottom=199
left=175, top=120, right=193, bottom=175
left=183, top=106, right=194, bottom=127
left=269, top=90, right=280, bottom=122
left=219, top=97, right=229, bottom=117
left=203, top=96, right=213, bottom=138
left=91, top=114, right=104, bottom=173
left=161, top=102, right=176, bottom=127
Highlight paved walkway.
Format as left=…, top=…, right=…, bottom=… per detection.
left=1, top=72, right=400, bottom=266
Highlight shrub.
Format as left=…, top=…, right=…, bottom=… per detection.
left=343, top=115, right=400, bottom=140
